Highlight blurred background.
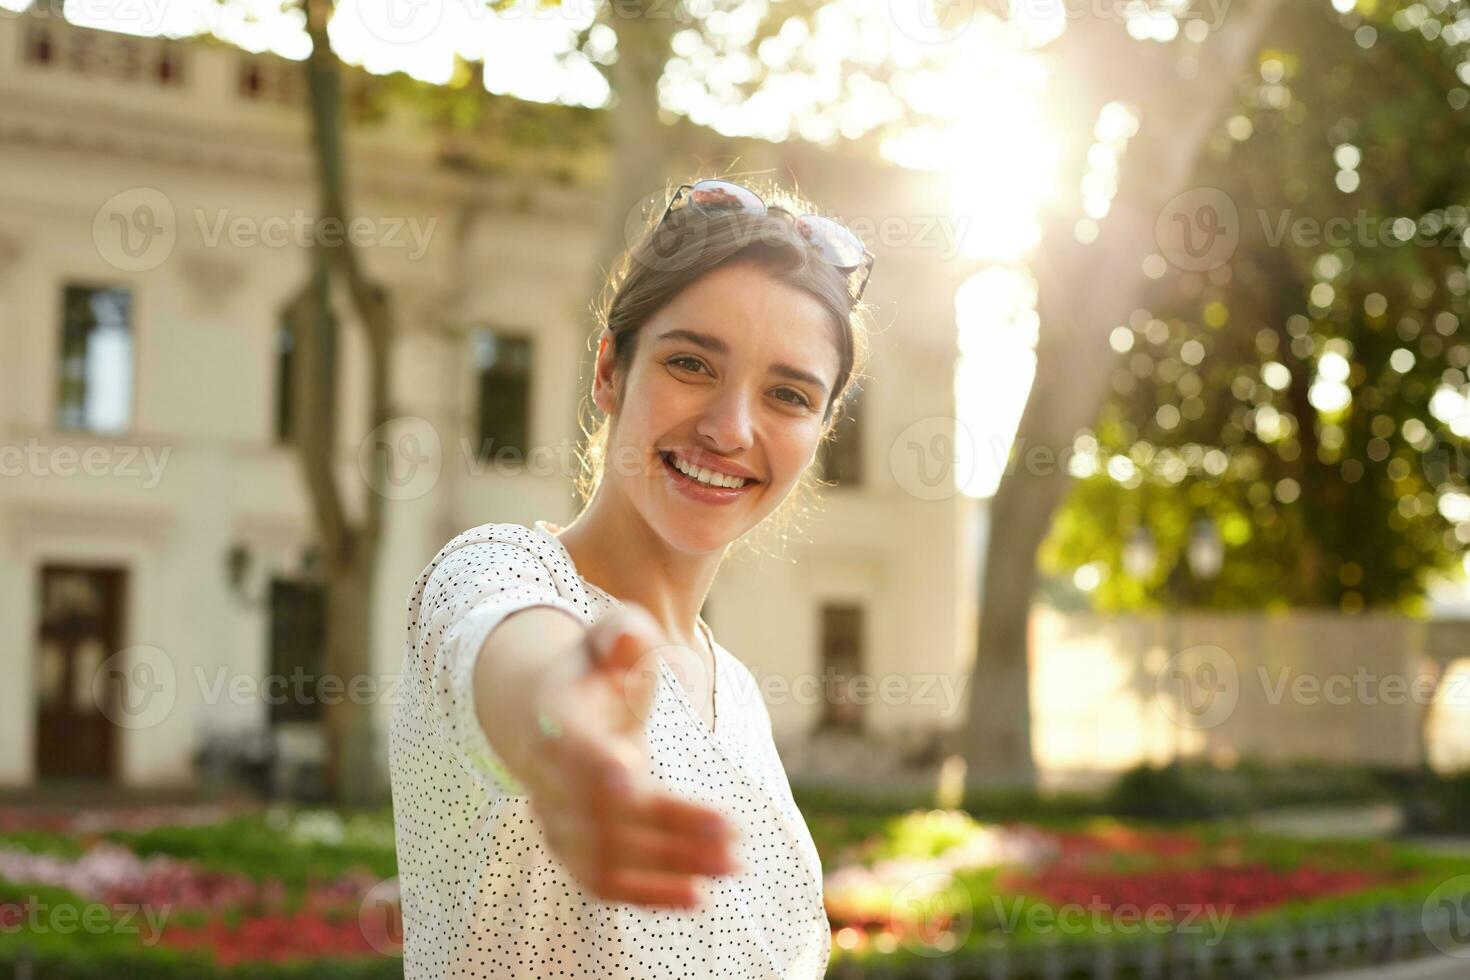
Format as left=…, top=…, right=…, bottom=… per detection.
left=2, top=0, right=1470, bottom=975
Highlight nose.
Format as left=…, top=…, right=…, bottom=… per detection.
left=694, top=381, right=755, bottom=453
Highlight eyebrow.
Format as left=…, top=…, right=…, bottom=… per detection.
left=654, top=328, right=832, bottom=398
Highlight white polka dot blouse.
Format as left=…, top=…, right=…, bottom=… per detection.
left=389, top=519, right=832, bottom=979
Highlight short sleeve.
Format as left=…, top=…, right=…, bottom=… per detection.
left=417, top=539, right=585, bottom=796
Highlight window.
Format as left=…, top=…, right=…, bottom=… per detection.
left=815, top=393, right=863, bottom=487
left=239, top=57, right=303, bottom=104
left=818, top=603, right=865, bottom=732
left=472, top=330, right=532, bottom=465
left=268, top=578, right=327, bottom=725
left=57, top=285, right=133, bottom=433
left=24, top=23, right=184, bottom=87
left=25, top=23, right=54, bottom=64
left=274, top=320, right=294, bottom=444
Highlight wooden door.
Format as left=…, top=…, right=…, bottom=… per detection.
left=35, top=565, right=126, bottom=781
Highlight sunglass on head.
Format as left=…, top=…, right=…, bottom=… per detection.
left=655, top=179, right=876, bottom=302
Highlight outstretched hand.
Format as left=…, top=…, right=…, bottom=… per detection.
left=523, top=604, right=740, bottom=908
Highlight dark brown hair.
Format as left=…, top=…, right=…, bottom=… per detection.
left=574, top=176, right=873, bottom=556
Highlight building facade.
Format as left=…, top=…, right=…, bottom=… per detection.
left=0, top=10, right=977, bottom=793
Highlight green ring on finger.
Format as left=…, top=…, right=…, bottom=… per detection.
left=536, top=709, right=564, bottom=741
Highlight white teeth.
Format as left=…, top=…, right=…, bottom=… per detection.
left=669, top=453, right=747, bottom=489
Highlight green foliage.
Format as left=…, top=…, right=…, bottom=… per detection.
left=0, top=832, right=84, bottom=859
left=1044, top=0, right=1470, bottom=612
left=865, top=809, right=991, bottom=861
left=105, top=809, right=397, bottom=888
left=1104, top=763, right=1238, bottom=821
left=1403, top=769, right=1470, bottom=833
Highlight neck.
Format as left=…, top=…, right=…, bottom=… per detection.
left=552, top=486, right=723, bottom=652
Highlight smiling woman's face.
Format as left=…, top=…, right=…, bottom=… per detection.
left=594, top=259, right=844, bottom=554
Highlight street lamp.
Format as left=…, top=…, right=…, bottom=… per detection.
left=226, top=541, right=320, bottom=607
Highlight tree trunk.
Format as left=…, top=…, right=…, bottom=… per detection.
left=961, top=0, right=1283, bottom=787
left=279, top=0, right=396, bottom=805
left=575, top=0, right=679, bottom=427
left=325, top=541, right=381, bottom=800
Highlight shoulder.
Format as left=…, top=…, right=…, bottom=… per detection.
left=408, top=522, right=570, bottom=606
left=418, top=522, right=561, bottom=577
left=431, top=521, right=549, bottom=564
left=405, top=521, right=596, bottom=642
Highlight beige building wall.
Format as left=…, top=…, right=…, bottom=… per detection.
left=0, top=12, right=972, bottom=790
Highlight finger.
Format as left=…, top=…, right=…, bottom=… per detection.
left=592, top=867, right=707, bottom=909
left=606, top=822, right=741, bottom=878
left=582, top=764, right=737, bottom=862
left=556, top=642, right=659, bottom=731
left=600, top=662, right=663, bottom=728
left=584, top=604, right=661, bottom=671
left=629, top=792, right=737, bottom=842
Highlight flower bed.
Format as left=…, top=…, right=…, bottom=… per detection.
left=0, top=807, right=400, bottom=978
left=820, top=810, right=1470, bottom=971
left=1, top=804, right=1466, bottom=977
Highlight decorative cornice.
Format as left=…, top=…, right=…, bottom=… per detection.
left=0, top=88, right=608, bottom=221
left=3, top=501, right=176, bottom=550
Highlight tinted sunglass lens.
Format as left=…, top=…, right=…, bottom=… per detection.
left=796, top=215, right=866, bottom=269
left=689, top=180, right=766, bottom=216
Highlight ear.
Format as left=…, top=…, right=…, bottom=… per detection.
left=591, top=329, right=620, bottom=415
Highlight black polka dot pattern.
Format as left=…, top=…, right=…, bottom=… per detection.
left=390, top=520, right=832, bottom=979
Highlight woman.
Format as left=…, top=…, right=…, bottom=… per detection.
left=389, top=177, right=874, bottom=979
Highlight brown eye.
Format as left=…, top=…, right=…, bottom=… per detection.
left=668, top=355, right=708, bottom=375
left=774, top=388, right=813, bottom=409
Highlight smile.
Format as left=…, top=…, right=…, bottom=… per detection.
left=658, top=450, right=760, bottom=503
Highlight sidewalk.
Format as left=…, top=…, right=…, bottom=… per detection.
left=1248, top=803, right=1406, bottom=839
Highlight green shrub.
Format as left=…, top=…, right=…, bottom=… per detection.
left=1404, top=770, right=1470, bottom=834
left=1103, top=763, right=1240, bottom=821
